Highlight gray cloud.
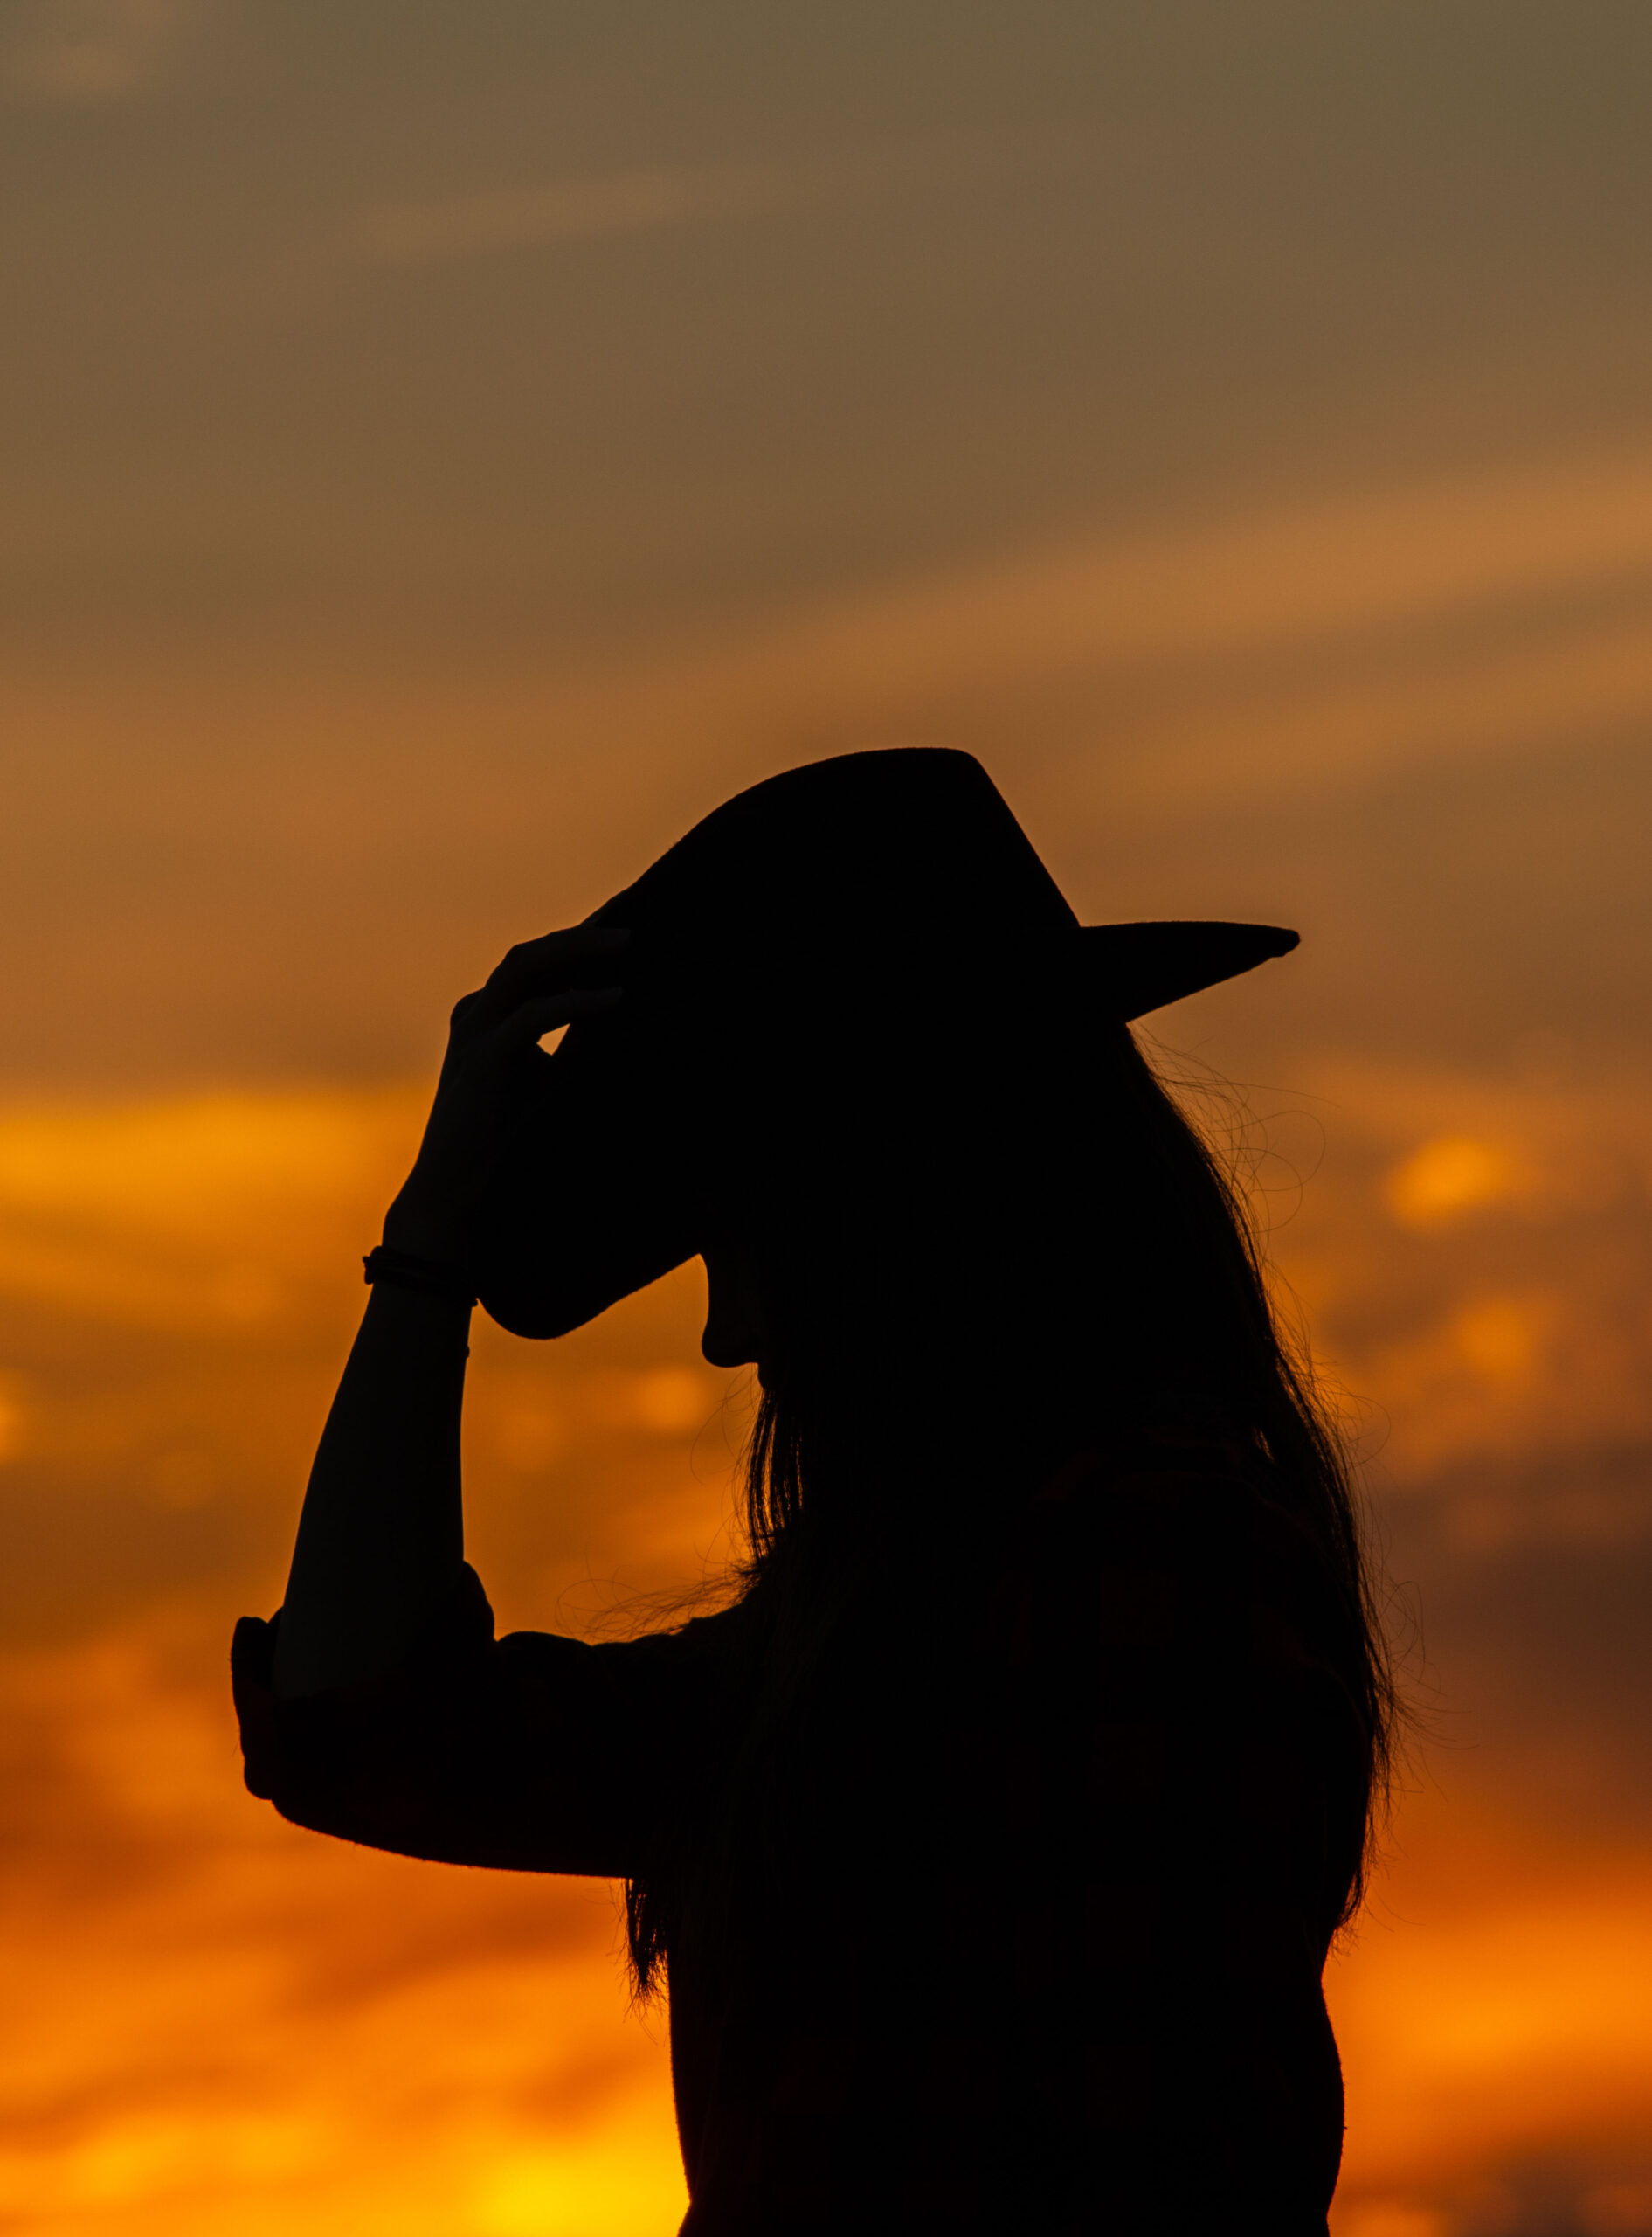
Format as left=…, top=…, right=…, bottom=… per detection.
left=349, top=142, right=983, bottom=264
left=352, top=165, right=771, bottom=264
left=0, top=0, right=212, bottom=104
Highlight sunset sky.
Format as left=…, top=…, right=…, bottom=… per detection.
left=3, top=3, right=1651, bottom=2234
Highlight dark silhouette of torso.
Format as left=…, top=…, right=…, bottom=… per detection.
left=236, top=1409, right=1360, bottom=2234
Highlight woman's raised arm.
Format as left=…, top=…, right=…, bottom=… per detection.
left=268, top=1280, right=472, bottom=1698
left=268, top=925, right=627, bottom=1700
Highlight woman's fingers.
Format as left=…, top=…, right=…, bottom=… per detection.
left=484, top=925, right=629, bottom=999
left=454, top=925, right=630, bottom=1039
left=473, top=985, right=622, bottom=1060
left=402, top=937, right=626, bottom=1235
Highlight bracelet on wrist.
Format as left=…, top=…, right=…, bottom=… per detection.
left=363, top=1243, right=478, bottom=1308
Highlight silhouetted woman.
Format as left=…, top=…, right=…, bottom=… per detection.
left=234, top=750, right=1396, bottom=2235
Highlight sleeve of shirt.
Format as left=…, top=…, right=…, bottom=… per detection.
left=230, top=1564, right=736, bottom=1880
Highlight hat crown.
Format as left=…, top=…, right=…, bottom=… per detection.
left=595, top=749, right=1078, bottom=972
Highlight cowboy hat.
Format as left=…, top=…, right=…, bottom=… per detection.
left=472, top=749, right=1296, bottom=1337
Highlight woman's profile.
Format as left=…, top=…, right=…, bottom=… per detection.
left=233, top=749, right=1397, bottom=2234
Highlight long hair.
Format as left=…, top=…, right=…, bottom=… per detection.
left=626, top=987, right=1399, bottom=1998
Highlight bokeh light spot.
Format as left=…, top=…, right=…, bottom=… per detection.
left=1386, top=1138, right=1524, bottom=1229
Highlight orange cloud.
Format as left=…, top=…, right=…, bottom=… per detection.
left=0, top=1612, right=687, bottom=2237
left=1, top=1060, right=1647, bottom=2236
left=1329, top=1797, right=1652, bottom=2233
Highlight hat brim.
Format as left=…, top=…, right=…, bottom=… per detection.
left=1077, top=920, right=1300, bottom=1021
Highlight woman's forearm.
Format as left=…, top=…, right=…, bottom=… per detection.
left=266, top=924, right=626, bottom=1700
left=271, top=1280, right=472, bottom=1699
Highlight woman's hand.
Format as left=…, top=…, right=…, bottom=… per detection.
left=384, top=923, right=628, bottom=1265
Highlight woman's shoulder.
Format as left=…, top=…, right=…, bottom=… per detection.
left=1025, top=1406, right=1335, bottom=1563
left=978, top=1404, right=1358, bottom=1687
left=1017, top=1403, right=1271, bottom=1552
